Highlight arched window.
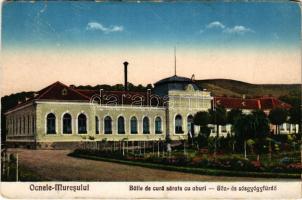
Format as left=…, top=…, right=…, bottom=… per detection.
left=104, top=116, right=112, bottom=134
left=46, top=113, right=56, bottom=134
left=78, top=113, right=87, bottom=134
left=95, top=116, right=99, bottom=134
left=130, top=117, right=138, bottom=134
left=63, top=113, right=72, bottom=134
left=155, top=117, right=162, bottom=134
left=175, top=114, right=183, bottom=134
left=143, top=117, right=150, bottom=134
left=118, top=116, right=125, bottom=134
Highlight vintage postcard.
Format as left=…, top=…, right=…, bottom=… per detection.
left=0, top=0, right=301, bottom=199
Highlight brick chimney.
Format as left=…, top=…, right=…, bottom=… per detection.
left=123, top=61, right=129, bottom=91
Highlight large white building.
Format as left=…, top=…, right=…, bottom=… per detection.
left=4, top=61, right=214, bottom=149
left=4, top=62, right=294, bottom=149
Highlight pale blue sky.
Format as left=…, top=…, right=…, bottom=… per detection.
left=1, top=1, right=301, bottom=96
left=2, top=1, right=300, bottom=51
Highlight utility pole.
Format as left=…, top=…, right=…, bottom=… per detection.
left=244, top=140, right=247, bottom=160
left=122, top=142, right=125, bottom=156
left=152, top=141, right=155, bottom=155
left=269, top=139, right=272, bottom=162
left=157, top=140, right=160, bottom=157
left=16, top=153, right=19, bottom=182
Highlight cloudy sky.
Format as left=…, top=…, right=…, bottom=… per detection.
left=1, top=1, right=301, bottom=96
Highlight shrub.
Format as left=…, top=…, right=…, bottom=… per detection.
left=192, top=155, right=260, bottom=172
left=70, top=148, right=300, bottom=174
left=270, top=163, right=302, bottom=173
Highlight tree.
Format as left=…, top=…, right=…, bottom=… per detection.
left=233, top=114, right=256, bottom=159
left=288, top=106, right=301, bottom=134
left=194, top=111, right=211, bottom=148
left=193, top=111, right=211, bottom=127
left=268, top=108, right=288, bottom=135
left=225, top=109, right=243, bottom=152
left=209, top=106, right=227, bottom=137
left=279, top=94, right=301, bottom=108
left=252, top=109, right=270, bottom=138
left=234, top=111, right=270, bottom=159
left=252, top=110, right=270, bottom=161
left=227, top=108, right=243, bottom=125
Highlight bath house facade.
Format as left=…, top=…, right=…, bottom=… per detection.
left=4, top=63, right=294, bottom=149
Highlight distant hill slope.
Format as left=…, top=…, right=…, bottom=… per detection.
left=195, top=79, right=301, bottom=98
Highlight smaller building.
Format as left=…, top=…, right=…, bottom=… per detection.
left=210, top=96, right=296, bottom=137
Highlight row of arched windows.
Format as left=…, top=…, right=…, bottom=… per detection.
left=100, top=116, right=162, bottom=135
left=174, top=114, right=194, bottom=134
left=46, top=113, right=162, bottom=135
left=46, top=113, right=87, bottom=134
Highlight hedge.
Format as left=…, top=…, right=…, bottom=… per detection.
left=68, top=152, right=300, bottom=179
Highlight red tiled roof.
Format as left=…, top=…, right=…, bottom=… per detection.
left=37, top=81, right=90, bottom=101
left=259, top=97, right=291, bottom=110
left=259, top=98, right=274, bottom=110
left=5, top=82, right=90, bottom=113
left=6, top=82, right=292, bottom=113
left=214, top=97, right=261, bottom=110
left=76, top=89, right=98, bottom=98
left=214, top=96, right=291, bottom=110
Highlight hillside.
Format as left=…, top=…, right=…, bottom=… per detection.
left=1, top=79, right=301, bottom=112
left=195, top=79, right=301, bottom=99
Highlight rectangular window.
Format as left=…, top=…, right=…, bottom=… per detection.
left=32, top=116, right=35, bottom=134
left=23, top=117, right=26, bottom=134
left=6, top=119, right=8, bottom=135
left=28, top=116, right=30, bottom=134
left=13, top=119, right=15, bottom=135
left=19, top=118, right=21, bottom=135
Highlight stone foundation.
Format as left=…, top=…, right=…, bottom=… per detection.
left=5, top=141, right=36, bottom=149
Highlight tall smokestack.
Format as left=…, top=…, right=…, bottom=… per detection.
left=123, top=61, right=128, bottom=91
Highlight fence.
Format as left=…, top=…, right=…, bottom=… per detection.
left=1, top=149, right=19, bottom=181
